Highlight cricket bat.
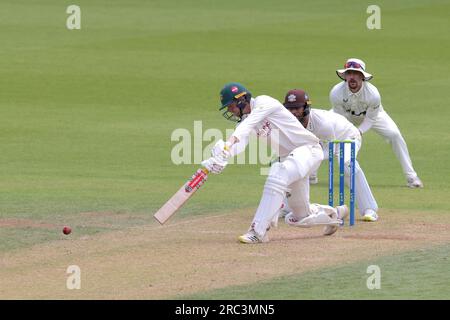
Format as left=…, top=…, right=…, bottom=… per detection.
left=153, top=168, right=209, bottom=224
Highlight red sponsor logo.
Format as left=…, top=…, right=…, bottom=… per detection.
left=231, top=86, right=239, bottom=93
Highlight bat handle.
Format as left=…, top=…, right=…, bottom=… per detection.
left=186, top=168, right=209, bottom=192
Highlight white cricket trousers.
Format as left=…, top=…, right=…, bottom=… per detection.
left=362, top=110, right=418, bottom=179
left=252, top=143, right=335, bottom=237
left=331, top=136, right=378, bottom=215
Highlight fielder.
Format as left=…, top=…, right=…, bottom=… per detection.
left=283, top=88, right=379, bottom=222
left=201, top=83, right=348, bottom=244
left=330, top=58, right=423, bottom=188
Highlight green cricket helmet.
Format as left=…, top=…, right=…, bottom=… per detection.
left=219, top=82, right=252, bottom=122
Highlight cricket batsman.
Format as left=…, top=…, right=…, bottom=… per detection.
left=283, top=89, right=379, bottom=222
left=201, top=83, right=348, bottom=244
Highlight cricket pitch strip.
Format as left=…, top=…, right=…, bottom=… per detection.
left=1, top=208, right=450, bottom=299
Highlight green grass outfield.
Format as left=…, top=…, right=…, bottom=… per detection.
left=180, top=244, right=450, bottom=300
left=1, top=0, right=449, bottom=298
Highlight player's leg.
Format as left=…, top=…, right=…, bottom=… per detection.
left=285, top=183, right=348, bottom=236
left=283, top=144, right=323, bottom=221
left=371, top=111, right=423, bottom=188
left=281, top=145, right=346, bottom=234
left=309, top=141, right=326, bottom=185
left=285, top=177, right=311, bottom=221
left=344, top=159, right=379, bottom=221
left=268, top=144, right=323, bottom=226
left=309, top=169, right=319, bottom=184
left=238, top=161, right=298, bottom=243
left=282, top=192, right=292, bottom=216
left=339, top=140, right=379, bottom=221
left=267, top=156, right=291, bottom=225
left=239, top=144, right=322, bottom=243
left=279, top=162, right=323, bottom=225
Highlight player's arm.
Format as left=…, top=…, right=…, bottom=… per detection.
left=320, top=121, right=338, bottom=156
left=329, top=87, right=346, bottom=116
left=203, top=100, right=277, bottom=174
left=358, top=90, right=381, bottom=134
left=323, top=114, right=338, bottom=142
left=227, top=102, right=277, bottom=146
left=229, top=134, right=249, bottom=156
left=155, top=128, right=250, bottom=223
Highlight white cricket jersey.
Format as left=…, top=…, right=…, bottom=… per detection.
left=231, top=95, right=320, bottom=158
left=330, top=81, right=384, bottom=133
left=306, top=108, right=360, bottom=142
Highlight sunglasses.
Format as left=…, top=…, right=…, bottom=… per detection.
left=344, top=61, right=364, bottom=70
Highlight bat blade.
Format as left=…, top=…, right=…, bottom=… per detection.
left=153, top=184, right=195, bottom=224
left=154, top=168, right=208, bottom=225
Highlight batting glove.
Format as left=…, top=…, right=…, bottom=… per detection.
left=211, top=139, right=232, bottom=162
left=201, top=156, right=228, bottom=174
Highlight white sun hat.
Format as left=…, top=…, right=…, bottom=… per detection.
left=336, top=58, right=373, bottom=81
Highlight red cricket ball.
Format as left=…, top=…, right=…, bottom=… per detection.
left=63, top=226, right=72, bottom=235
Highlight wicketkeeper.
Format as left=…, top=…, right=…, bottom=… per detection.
left=283, top=88, right=379, bottom=222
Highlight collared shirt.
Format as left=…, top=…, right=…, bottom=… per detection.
left=307, top=108, right=360, bottom=142
left=231, top=96, right=319, bottom=157
left=329, top=81, right=384, bottom=133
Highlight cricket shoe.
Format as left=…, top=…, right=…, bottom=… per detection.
left=238, top=230, right=269, bottom=244
left=407, top=176, right=423, bottom=188
left=362, top=209, right=378, bottom=222
left=323, top=205, right=349, bottom=236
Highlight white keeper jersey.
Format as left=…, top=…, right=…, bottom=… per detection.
left=329, top=81, right=384, bottom=133
left=231, top=95, right=320, bottom=158
left=306, top=108, right=360, bottom=142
